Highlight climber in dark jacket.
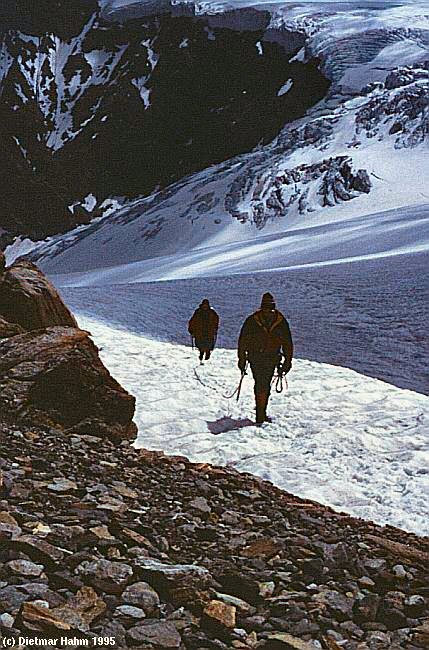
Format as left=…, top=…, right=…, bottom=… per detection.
left=188, top=299, right=220, bottom=363
left=238, top=292, right=293, bottom=425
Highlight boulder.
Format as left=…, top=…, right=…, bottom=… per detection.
left=0, top=260, right=77, bottom=331
left=121, top=582, right=160, bottom=614
left=6, top=560, right=44, bottom=578
left=0, top=326, right=136, bottom=441
left=52, top=587, right=107, bottom=632
left=263, top=633, right=316, bottom=649
left=126, top=621, right=181, bottom=647
left=17, top=602, right=71, bottom=632
left=76, top=559, right=133, bottom=595
left=133, top=558, right=213, bottom=593
left=13, top=535, right=65, bottom=567
left=203, top=599, right=237, bottom=629
left=0, top=586, right=31, bottom=614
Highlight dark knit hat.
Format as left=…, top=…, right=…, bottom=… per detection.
left=261, top=292, right=276, bottom=309
left=200, top=299, right=210, bottom=308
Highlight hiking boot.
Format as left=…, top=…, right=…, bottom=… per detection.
left=264, top=415, right=273, bottom=423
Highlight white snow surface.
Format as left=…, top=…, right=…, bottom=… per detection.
left=4, top=237, right=40, bottom=265
left=277, top=78, right=293, bottom=96
left=49, top=203, right=429, bottom=286
left=78, top=314, right=429, bottom=537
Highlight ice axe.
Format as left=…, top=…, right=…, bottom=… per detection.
left=223, top=362, right=248, bottom=401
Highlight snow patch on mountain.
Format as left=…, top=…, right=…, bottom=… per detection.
left=277, top=78, right=293, bottom=96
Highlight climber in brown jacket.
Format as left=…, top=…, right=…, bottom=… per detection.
left=238, top=292, right=293, bottom=425
left=188, top=299, right=219, bottom=363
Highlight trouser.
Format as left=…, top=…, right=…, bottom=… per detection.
left=249, top=356, right=278, bottom=423
left=198, top=349, right=211, bottom=361
left=195, top=339, right=213, bottom=361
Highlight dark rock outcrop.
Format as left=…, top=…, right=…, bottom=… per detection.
left=0, top=260, right=77, bottom=331
left=226, top=156, right=372, bottom=229
left=0, top=326, right=136, bottom=441
left=356, top=65, right=429, bottom=149
left=0, top=316, right=25, bottom=339
left=0, top=260, right=136, bottom=442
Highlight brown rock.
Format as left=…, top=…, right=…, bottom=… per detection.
left=203, top=599, right=237, bottom=628
left=126, top=620, right=182, bottom=647
left=323, top=637, right=344, bottom=650
left=241, top=538, right=282, bottom=559
left=0, top=316, right=25, bottom=338
left=413, top=619, right=429, bottom=646
left=52, top=586, right=107, bottom=632
left=14, top=534, right=64, bottom=566
left=215, top=592, right=254, bottom=614
left=0, top=511, right=22, bottom=537
left=121, top=582, right=160, bottom=614
left=264, top=633, right=319, bottom=649
left=121, top=527, right=155, bottom=548
left=366, top=534, right=429, bottom=567
left=133, top=558, right=213, bottom=593
left=6, top=559, right=44, bottom=577
left=18, top=602, right=71, bottom=631
left=76, top=559, right=133, bottom=595
left=47, top=478, right=78, bottom=493
left=113, top=484, right=139, bottom=499
left=89, top=525, right=116, bottom=541
left=0, top=326, right=136, bottom=441
left=0, top=260, right=77, bottom=331
left=312, top=589, right=354, bottom=621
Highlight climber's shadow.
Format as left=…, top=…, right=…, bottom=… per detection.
left=207, top=416, right=254, bottom=435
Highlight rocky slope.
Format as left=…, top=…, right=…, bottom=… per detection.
left=0, top=417, right=428, bottom=649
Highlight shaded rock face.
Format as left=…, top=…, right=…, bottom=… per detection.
left=0, top=5, right=330, bottom=238
left=0, top=326, right=136, bottom=440
left=0, top=260, right=77, bottom=331
left=0, top=317, right=25, bottom=339
left=0, top=259, right=136, bottom=441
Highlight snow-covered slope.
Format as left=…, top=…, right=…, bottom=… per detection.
left=16, top=0, right=426, bottom=276
left=45, top=203, right=429, bottom=284
left=32, top=68, right=429, bottom=278
left=1, top=1, right=425, bottom=246
left=77, top=314, right=429, bottom=537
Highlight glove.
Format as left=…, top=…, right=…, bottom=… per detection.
left=238, top=358, right=247, bottom=373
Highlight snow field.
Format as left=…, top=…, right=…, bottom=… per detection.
left=48, top=203, right=429, bottom=286
left=78, top=315, right=429, bottom=537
